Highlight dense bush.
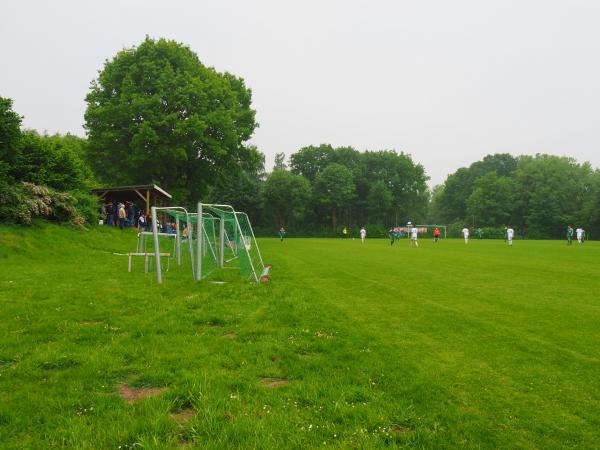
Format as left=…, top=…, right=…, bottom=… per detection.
left=0, top=182, right=98, bottom=227
left=13, top=131, right=94, bottom=192
left=1, top=97, right=99, bottom=228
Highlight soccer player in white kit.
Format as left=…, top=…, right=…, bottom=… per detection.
left=576, top=227, right=583, bottom=244
left=410, top=226, right=419, bottom=247
left=507, top=226, right=514, bottom=246
left=462, top=226, right=469, bottom=244
left=360, top=226, right=366, bottom=243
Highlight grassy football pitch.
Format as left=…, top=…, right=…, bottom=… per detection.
left=0, top=224, right=599, bottom=449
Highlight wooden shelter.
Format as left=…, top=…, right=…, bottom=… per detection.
left=92, top=184, right=172, bottom=215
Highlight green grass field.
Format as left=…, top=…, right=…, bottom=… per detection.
left=1, top=223, right=599, bottom=449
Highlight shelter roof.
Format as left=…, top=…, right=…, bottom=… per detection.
left=92, top=184, right=172, bottom=199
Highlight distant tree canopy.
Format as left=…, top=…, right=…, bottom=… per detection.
left=0, top=97, right=23, bottom=179
left=0, top=97, right=93, bottom=191
left=431, top=153, right=600, bottom=238
left=204, top=143, right=429, bottom=234
left=263, top=169, right=311, bottom=228
left=14, top=131, right=93, bottom=192
left=84, top=37, right=258, bottom=203
left=284, top=144, right=429, bottom=232
left=0, top=97, right=98, bottom=225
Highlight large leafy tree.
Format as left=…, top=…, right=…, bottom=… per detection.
left=581, top=170, right=600, bottom=236
left=366, top=180, right=392, bottom=224
left=356, top=150, right=428, bottom=225
left=273, top=152, right=287, bottom=171
left=289, top=144, right=336, bottom=182
left=313, top=163, right=355, bottom=231
left=466, top=172, right=516, bottom=227
left=513, top=155, right=594, bottom=237
left=0, top=97, right=23, bottom=179
left=14, top=131, right=93, bottom=192
left=290, top=145, right=428, bottom=227
left=263, top=170, right=311, bottom=227
left=206, top=146, right=265, bottom=221
left=439, top=153, right=517, bottom=222
left=84, top=37, right=258, bottom=203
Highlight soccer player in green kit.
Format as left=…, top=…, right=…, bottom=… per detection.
left=566, top=225, right=574, bottom=246
left=388, top=228, right=396, bottom=246
left=278, top=227, right=286, bottom=242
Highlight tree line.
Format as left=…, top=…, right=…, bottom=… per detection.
left=209, top=144, right=429, bottom=236
left=1, top=36, right=599, bottom=238
left=0, top=97, right=98, bottom=225
left=428, top=153, right=600, bottom=239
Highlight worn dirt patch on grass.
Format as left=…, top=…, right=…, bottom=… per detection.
left=118, top=383, right=166, bottom=403
left=260, top=378, right=289, bottom=388
left=223, top=332, right=237, bottom=339
left=170, top=407, right=195, bottom=424
left=391, top=424, right=413, bottom=434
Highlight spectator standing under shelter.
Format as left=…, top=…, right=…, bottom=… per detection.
left=113, top=203, right=120, bottom=227
left=118, top=203, right=126, bottom=229
left=138, top=213, right=146, bottom=230
left=105, top=202, right=114, bottom=226
left=126, top=202, right=135, bottom=226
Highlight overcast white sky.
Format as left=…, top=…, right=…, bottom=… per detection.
left=2, top=0, right=599, bottom=185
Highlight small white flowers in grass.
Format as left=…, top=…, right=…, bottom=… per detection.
left=76, top=405, right=94, bottom=416
left=229, top=393, right=238, bottom=400
left=315, top=330, right=333, bottom=339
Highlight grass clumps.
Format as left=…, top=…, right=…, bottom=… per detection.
left=0, top=224, right=599, bottom=448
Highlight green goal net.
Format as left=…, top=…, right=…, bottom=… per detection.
left=200, top=205, right=264, bottom=282
left=149, top=204, right=264, bottom=284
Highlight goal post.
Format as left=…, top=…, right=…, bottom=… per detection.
left=196, top=203, right=265, bottom=283
left=150, top=206, right=200, bottom=283
left=145, top=204, right=265, bottom=284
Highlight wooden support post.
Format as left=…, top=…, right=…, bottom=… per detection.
left=175, top=216, right=181, bottom=266
left=145, top=189, right=150, bottom=216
